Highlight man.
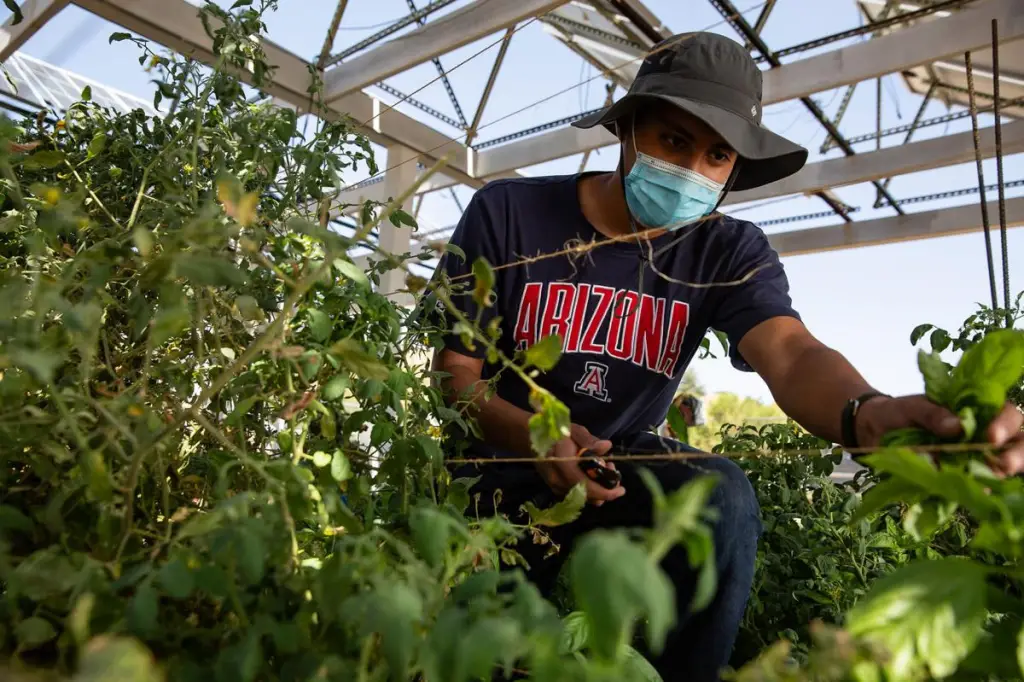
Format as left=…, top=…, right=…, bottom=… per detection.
left=429, top=32, right=1024, bottom=680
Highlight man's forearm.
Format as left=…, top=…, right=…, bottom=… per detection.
left=440, top=364, right=537, bottom=457
left=769, top=344, right=876, bottom=445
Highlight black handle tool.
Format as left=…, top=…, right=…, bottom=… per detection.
left=577, top=448, right=622, bottom=490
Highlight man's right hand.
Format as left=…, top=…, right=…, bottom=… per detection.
left=534, top=424, right=627, bottom=506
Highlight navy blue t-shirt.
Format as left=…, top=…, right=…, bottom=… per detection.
left=432, top=173, right=799, bottom=456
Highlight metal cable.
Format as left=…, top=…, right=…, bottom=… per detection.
left=328, top=0, right=460, bottom=65
left=991, top=19, right=1011, bottom=326
left=965, top=50, right=1000, bottom=313
left=764, top=0, right=976, bottom=61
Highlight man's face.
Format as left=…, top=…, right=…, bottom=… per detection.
left=622, top=102, right=738, bottom=185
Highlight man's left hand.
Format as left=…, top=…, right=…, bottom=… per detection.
left=856, top=396, right=1024, bottom=475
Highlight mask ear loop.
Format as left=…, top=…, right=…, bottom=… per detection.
left=612, top=113, right=649, bottom=322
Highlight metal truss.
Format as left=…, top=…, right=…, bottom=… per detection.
left=2, top=0, right=1022, bottom=296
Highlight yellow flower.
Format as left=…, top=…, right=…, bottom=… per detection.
left=183, top=163, right=194, bottom=173
left=55, top=120, right=66, bottom=131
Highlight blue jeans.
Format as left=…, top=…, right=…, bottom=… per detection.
left=461, top=432, right=762, bottom=682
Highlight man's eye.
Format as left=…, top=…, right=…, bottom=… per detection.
left=663, top=134, right=686, bottom=148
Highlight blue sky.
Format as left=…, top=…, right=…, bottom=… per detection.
left=10, top=0, right=1022, bottom=403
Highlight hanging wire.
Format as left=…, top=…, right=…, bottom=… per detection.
left=990, top=19, right=1012, bottom=328
left=443, top=441, right=1006, bottom=467
left=965, top=49, right=1000, bottom=313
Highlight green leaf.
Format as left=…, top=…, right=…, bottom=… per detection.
left=918, top=350, right=953, bottom=406
left=150, top=305, right=190, bottom=346
left=108, top=32, right=132, bottom=43
left=950, top=329, right=1024, bottom=411
left=409, top=506, right=457, bottom=567
left=81, top=85, right=92, bottom=101
left=128, top=580, right=158, bottom=637
left=910, top=323, right=935, bottom=346
left=444, top=243, right=466, bottom=261
left=322, top=374, right=349, bottom=400
left=391, top=208, right=417, bottom=228
left=74, top=636, right=160, bottom=682
left=86, top=132, right=106, bottom=159
left=9, top=347, right=62, bottom=383
left=1017, top=621, right=1024, bottom=678
left=666, top=403, right=689, bottom=443
left=930, top=328, right=951, bottom=353
left=319, top=406, right=337, bottom=441
left=524, top=333, right=563, bottom=371
left=648, top=473, right=718, bottom=561
left=226, top=396, right=259, bottom=425
left=158, top=558, right=194, bottom=600
left=415, top=435, right=444, bottom=468
left=342, top=583, right=423, bottom=679
left=472, top=257, right=495, bottom=308
left=15, top=616, right=56, bottom=648
left=68, top=593, right=95, bottom=645
left=22, top=150, right=65, bottom=170
left=0, top=504, right=34, bottom=534
left=132, top=227, right=154, bottom=258
left=334, top=258, right=369, bottom=288
left=521, top=482, right=586, bottom=527
left=622, top=645, right=664, bottom=682
left=330, top=338, right=389, bottom=380
left=527, top=390, right=570, bottom=456
left=306, top=309, right=332, bottom=343
left=860, top=448, right=937, bottom=484
left=852, top=477, right=925, bottom=523
left=330, top=450, right=352, bottom=482
left=175, top=254, right=249, bottom=289
left=846, top=558, right=990, bottom=680
left=559, top=611, right=589, bottom=655
left=235, top=529, right=265, bottom=585
left=312, top=450, right=332, bottom=468
left=570, top=530, right=675, bottom=661
left=447, top=476, right=479, bottom=514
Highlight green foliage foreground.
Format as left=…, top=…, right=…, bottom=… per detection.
left=0, top=3, right=1023, bottom=681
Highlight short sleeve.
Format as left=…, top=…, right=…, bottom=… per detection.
left=429, top=189, right=505, bottom=359
left=709, top=229, right=801, bottom=372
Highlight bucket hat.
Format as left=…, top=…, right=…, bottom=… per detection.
left=572, top=32, right=807, bottom=192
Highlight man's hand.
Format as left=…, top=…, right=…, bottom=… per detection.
left=535, top=424, right=626, bottom=506
left=856, top=395, right=1024, bottom=474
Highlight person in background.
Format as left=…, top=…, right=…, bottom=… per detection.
left=428, top=31, right=1024, bottom=681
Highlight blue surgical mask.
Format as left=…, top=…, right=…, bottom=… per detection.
left=622, top=121, right=725, bottom=230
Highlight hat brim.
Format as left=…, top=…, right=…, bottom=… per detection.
left=572, top=93, right=807, bottom=192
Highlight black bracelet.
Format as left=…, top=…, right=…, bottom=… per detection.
left=841, top=391, right=889, bottom=450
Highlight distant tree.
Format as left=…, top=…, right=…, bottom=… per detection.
left=686, top=392, right=785, bottom=452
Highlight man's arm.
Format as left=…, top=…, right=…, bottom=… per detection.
left=432, top=348, right=534, bottom=458
left=736, top=317, right=873, bottom=444
left=433, top=347, right=626, bottom=503
left=739, top=316, right=1024, bottom=474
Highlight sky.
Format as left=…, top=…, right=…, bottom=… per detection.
left=7, top=0, right=1022, bottom=404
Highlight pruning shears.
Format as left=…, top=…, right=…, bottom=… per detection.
left=576, top=447, right=622, bottom=490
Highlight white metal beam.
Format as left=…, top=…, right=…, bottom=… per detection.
left=770, top=197, right=1024, bottom=256
left=725, top=119, right=1024, bottom=206
left=764, top=0, right=1023, bottom=104
left=322, top=0, right=571, bottom=103
left=475, top=0, right=1024, bottom=177
left=0, top=0, right=70, bottom=61
left=73, top=0, right=484, bottom=188
left=331, top=174, right=457, bottom=218
left=376, top=145, right=418, bottom=306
